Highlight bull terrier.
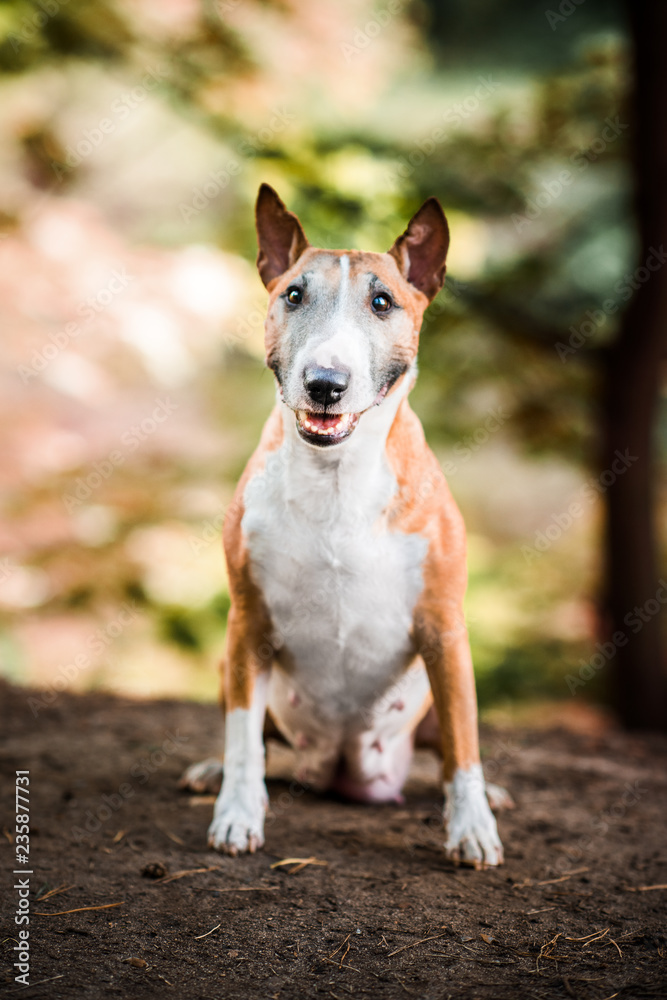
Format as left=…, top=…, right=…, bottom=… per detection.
left=181, top=184, right=505, bottom=868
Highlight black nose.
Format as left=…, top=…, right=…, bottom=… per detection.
left=303, top=366, right=350, bottom=406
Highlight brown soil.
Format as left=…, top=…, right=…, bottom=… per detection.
left=2, top=681, right=666, bottom=999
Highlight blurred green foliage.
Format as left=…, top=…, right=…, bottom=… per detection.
left=0, top=0, right=649, bottom=710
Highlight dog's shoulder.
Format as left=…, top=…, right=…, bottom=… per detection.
left=384, top=399, right=464, bottom=541
left=223, top=405, right=283, bottom=579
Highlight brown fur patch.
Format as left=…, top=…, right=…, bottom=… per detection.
left=220, top=407, right=284, bottom=711
left=384, top=399, right=481, bottom=781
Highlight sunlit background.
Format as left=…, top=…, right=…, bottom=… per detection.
left=1, top=0, right=660, bottom=717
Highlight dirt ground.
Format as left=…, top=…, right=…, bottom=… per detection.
left=1, top=681, right=666, bottom=999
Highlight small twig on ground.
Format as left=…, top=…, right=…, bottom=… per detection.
left=34, top=902, right=123, bottom=915
left=537, top=932, right=562, bottom=971
left=322, top=957, right=361, bottom=974
left=36, top=883, right=74, bottom=901
left=8, top=974, right=64, bottom=992
left=582, top=928, right=609, bottom=948
left=153, top=866, right=219, bottom=885
left=328, top=933, right=351, bottom=960
left=608, top=938, right=623, bottom=958
left=388, top=931, right=448, bottom=957
left=194, top=922, right=221, bottom=939
left=156, top=823, right=185, bottom=846
left=322, top=957, right=379, bottom=977
left=270, top=856, right=328, bottom=874
left=566, top=928, right=609, bottom=942
left=538, top=867, right=589, bottom=886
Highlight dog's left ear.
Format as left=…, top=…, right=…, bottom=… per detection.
left=388, top=198, right=450, bottom=301
left=256, top=184, right=310, bottom=289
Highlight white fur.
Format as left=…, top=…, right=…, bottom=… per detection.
left=284, top=255, right=377, bottom=412
left=444, top=764, right=503, bottom=867
left=337, top=253, right=350, bottom=307
left=179, top=757, right=223, bottom=794
left=241, top=375, right=428, bottom=789
left=208, top=672, right=269, bottom=854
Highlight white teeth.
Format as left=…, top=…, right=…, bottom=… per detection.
left=297, top=410, right=354, bottom=436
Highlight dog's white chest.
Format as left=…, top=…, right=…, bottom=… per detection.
left=241, top=430, right=427, bottom=720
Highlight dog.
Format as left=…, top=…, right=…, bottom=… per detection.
left=181, top=184, right=505, bottom=868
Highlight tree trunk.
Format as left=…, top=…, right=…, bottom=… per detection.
left=604, top=3, right=667, bottom=729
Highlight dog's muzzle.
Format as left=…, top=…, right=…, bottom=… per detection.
left=295, top=409, right=361, bottom=446
left=295, top=365, right=358, bottom=446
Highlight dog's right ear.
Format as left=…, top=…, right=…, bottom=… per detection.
left=388, top=197, right=449, bottom=302
left=255, top=184, right=310, bottom=289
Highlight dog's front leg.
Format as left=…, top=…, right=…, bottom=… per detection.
left=419, top=617, right=503, bottom=868
left=208, top=608, right=270, bottom=855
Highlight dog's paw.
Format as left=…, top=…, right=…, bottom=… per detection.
left=485, top=782, right=515, bottom=812
left=179, top=757, right=224, bottom=794
left=444, top=765, right=504, bottom=869
left=207, top=784, right=268, bottom=856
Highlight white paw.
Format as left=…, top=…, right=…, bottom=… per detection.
left=179, top=757, right=224, bottom=794
left=444, top=764, right=504, bottom=868
left=486, top=782, right=515, bottom=812
left=207, top=782, right=268, bottom=856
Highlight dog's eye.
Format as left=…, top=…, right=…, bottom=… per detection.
left=286, top=287, right=303, bottom=305
left=371, top=293, right=392, bottom=314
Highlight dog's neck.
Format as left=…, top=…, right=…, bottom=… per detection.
left=272, top=365, right=415, bottom=515
left=277, top=364, right=414, bottom=460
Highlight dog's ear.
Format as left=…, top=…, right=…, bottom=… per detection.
left=255, top=184, right=310, bottom=288
left=388, top=198, right=449, bottom=301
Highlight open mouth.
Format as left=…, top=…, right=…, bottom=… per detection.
left=296, top=410, right=361, bottom=446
